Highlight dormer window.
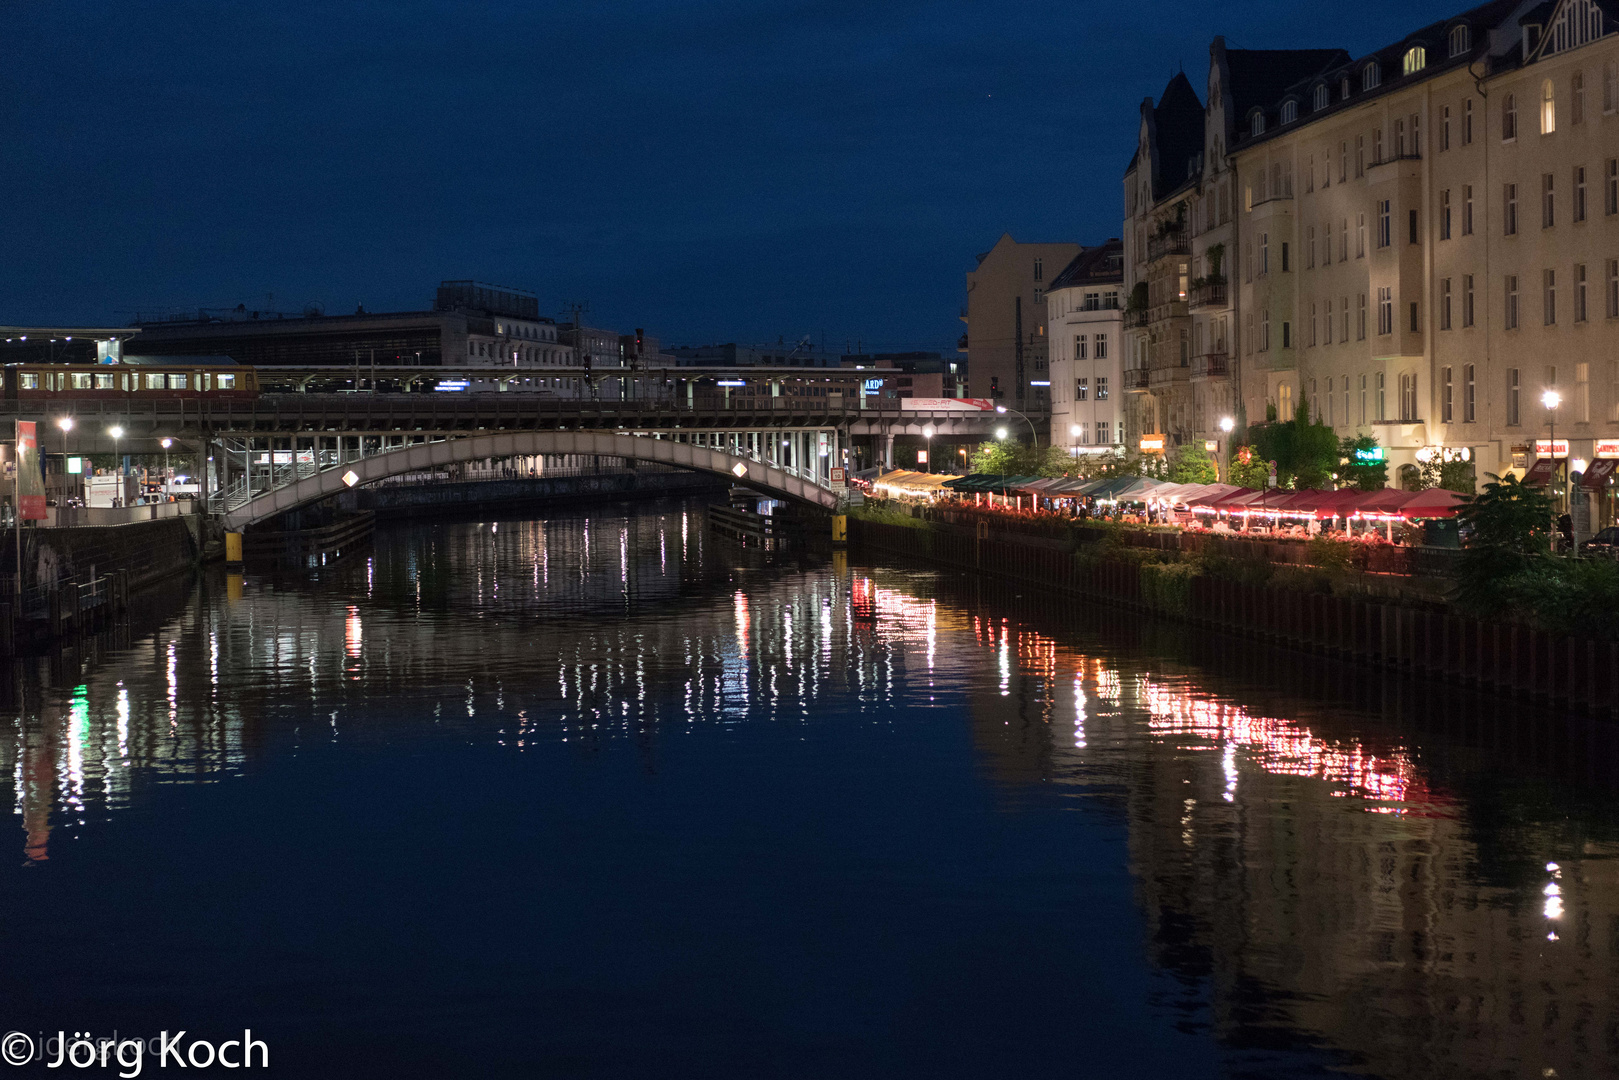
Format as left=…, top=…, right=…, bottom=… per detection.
left=1449, top=24, right=1471, bottom=56
left=1363, top=63, right=1382, bottom=91
left=1403, top=46, right=1426, bottom=75
left=1280, top=101, right=1298, bottom=124
left=1341, top=77, right=1352, bottom=98
left=1250, top=110, right=1265, bottom=136
left=1313, top=84, right=1330, bottom=111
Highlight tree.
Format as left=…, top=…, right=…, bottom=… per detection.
left=1454, top=473, right=1556, bottom=612
left=1249, top=396, right=1337, bottom=488
left=1416, top=456, right=1477, bottom=494
left=1169, top=443, right=1217, bottom=485
left=1229, top=445, right=1270, bottom=490
left=968, top=440, right=1022, bottom=476
left=1338, top=433, right=1388, bottom=491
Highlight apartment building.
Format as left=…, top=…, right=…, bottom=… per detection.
left=1045, top=241, right=1126, bottom=456
left=1227, top=0, right=1619, bottom=489
left=962, top=233, right=1082, bottom=426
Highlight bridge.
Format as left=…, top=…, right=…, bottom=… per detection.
left=2, top=392, right=1037, bottom=525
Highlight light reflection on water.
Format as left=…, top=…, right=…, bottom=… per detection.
left=0, top=500, right=1616, bottom=1078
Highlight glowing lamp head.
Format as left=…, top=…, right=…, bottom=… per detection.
left=1070, top=424, right=1082, bottom=437
left=108, top=425, right=124, bottom=439
left=995, top=427, right=1009, bottom=440
left=56, top=417, right=73, bottom=432
left=1543, top=389, right=1562, bottom=410
left=160, top=438, right=172, bottom=449
left=922, top=426, right=934, bottom=439
left=1219, top=416, right=1235, bottom=433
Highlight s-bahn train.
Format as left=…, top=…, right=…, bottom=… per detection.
left=1, top=363, right=260, bottom=401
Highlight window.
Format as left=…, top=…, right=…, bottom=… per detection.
left=1542, top=173, right=1555, bottom=227
left=1281, top=242, right=1290, bottom=272
left=1281, top=101, right=1297, bottom=124
left=1574, top=71, right=1585, bottom=124
left=1309, top=301, right=1318, bottom=345
left=1095, top=378, right=1108, bottom=401
left=1450, top=24, right=1471, bottom=56
left=94, top=373, right=114, bottom=390
left=1545, top=268, right=1557, bottom=324
left=1374, top=126, right=1384, bottom=162
left=1306, top=154, right=1315, bottom=192
left=1504, top=92, right=1517, bottom=140
left=217, top=373, right=236, bottom=390
left=1363, top=63, right=1381, bottom=91
left=1342, top=295, right=1350, bottom=340
left=1324, top=298, right=1334, bottom=343
left=1609, top=259, right=1619, bottom=317
left=1409, top=208, right=1419, bottom=244
left=1358, top=293, right=1367, bottom=339
left=1282, top=321, right=1292, bottom=348
left=1508, top=367, right=1521, bottom=425
left=1096, top=420, right=1110, bottom=443
left=1442, top=366, right=1454, bottom=422
left=1541, top=79, right=1556, bottom=134
left=1576, top=263, right=1588, bottom=321
left=1339, top=141, right=1348, bottom=182
left=1095, top=333, right=1107, bottom=359
left=1307, top=225, right=1316, bottom=267
left=18, top=373, right=37, bottom=390
left=1377, top=287, right=1393, bottom=334
left=1357, top=212, right=1367, bottom=256
left=1400, top=372, right=1419, bottom=422
left=1075, top=377, right=1088, bottom=401
left=1441, top=189, right=1452, bottom=238
left=1608, top=60, right=1618, bottom=112
left=1442, top=105, right=1452, bottom=150
left=1578, top=362, right=1591, bottom=422
left=1504, top=183, right=1518, bottom=235
left=1250, top=111, right=1265, bottom=136
left=1463, top=99, right=1474, bottom=145
left=1463, top=274, right=1475, bottom=326
left=1403, top=46, right=1426, bottom=75
left=1034, top=258, right=1043, bottom=281
left=1464, top=365, right=1476, bottom=421
left=1343, top=375, right=1351, bottom=425
left=1261, top=309, right=1270, bottom=350
left=1506, top=275, right=1520, bottom=329
left=1608, top=159, right=1618, bottom=214
left=170, top=374, right=188, bottom=390
left=1575, top=166, right=1588, bottom=221
left=1260, top=232, right=1269, bottom=274
left=70, top=372, right=92, bottom=390
left=1314, top=84, right=1329, bottom=111
left=1376, top=371, right=1386, bottom=420
left=1411, top=300, right=1421, bottom=333
left=1075, top=334, right=1088, bottom=360
left=1356, top=134, right=1365, bottom=177
left=1340, top=217, right=1348, bottom=260
left=1377, top=199, right=1391, bottom=247
left=1441, top=278, right=1453, bottom=328
left=1033, top=288, right=1042, bottom=305
left=1359, top=374, right=1368, bottom=424
left=145, top=373, right=165, bottom=390
left=1463, top=184, right=1474, bottom=234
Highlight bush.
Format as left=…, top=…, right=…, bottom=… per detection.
left=849, top=506, right=930, bottom=529
left=1199, top=550, right=1274, bottom=586
left=1140, top=561, right=1199, bottom=614
left=1498, top=558, right=1619, bottom=640
left=1270, top=564, right=1334, bottom=594
left=1305, top=536, right=1355, bottom=574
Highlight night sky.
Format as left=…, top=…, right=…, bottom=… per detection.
left=4, top=0, right=1464, bottom=351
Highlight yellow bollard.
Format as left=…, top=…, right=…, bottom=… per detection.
left=831, top=514, right=847, bottom=547
left=226, top=572, right=244, bottom=602
left=225, top=532, right=243, bottom=566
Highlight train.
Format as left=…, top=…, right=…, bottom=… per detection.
left=2, top=363, right=260, bottom=401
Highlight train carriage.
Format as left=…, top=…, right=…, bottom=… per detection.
left=2, top=363, right=259, bottom=401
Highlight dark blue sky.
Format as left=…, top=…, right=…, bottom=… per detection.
left=3, top=0, right=1466, bottom=351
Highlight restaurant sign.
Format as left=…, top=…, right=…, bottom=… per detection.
left=1353, top=446, right=1385, bottom=462
left=1139, top=436, right=1166, bottom=453
left=1534, top=439, right=1570, bottom=458
left=1596, top=439, right=1619, bottom=459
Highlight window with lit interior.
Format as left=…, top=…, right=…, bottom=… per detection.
left=1449, top=24, right=1471, bottom=56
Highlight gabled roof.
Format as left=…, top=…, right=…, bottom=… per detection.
left=1048, top=239, right=1125, bottom=290
left=1148, top=72, right=1205, bottom=199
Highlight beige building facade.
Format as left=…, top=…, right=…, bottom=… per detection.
left=1227, top=0, right=1619, bottom=497
left=962, top=233, right=1081, bottom=427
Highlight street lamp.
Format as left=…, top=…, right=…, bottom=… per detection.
left=995, top=404, right=1040, bottom=448
left=1219, top=416, right=1235, bottom=483
left=1543, top=389, right=1564, bottom=545
left=922, top=425, right=934, bottom=473
left=56, top=417, right=73, bottom=504
left=108, top=425, right=124, bottom=507
left=994, top=426, right=1009, bottom=501
left=161, top=438, right=173, bottom=499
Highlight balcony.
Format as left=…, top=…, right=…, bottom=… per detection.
left=1124, top=368, right=1150, bottom=392
left=1188, top=279, right=1228, bottom=309
left=1147, top=230, right=1190, bottom=263
left=1124, top=308, right=1150, bottom=329
left=1149, top=363, right=1188, bottom=389
left=1191, top=352, right=1229, bottom=379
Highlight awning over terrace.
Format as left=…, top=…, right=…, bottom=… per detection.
left=872, top=470, right=962, bottom=496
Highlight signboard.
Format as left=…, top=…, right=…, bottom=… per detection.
left=66, top=457, right=83, bottom=475
left=1139, top=435, right=1166, bottom=453
left=1581, top=458, right=1618, bottom=489
left=829, top=467, right=847, bottom=490
left=1204, top=440, right=1218, bottom=453
left=1596, top=439, right=1619, bottom=459
left=1353, top=447, right=1385, bottom=462
left=15, top=421, right=44, bottom=521
left=915, top=450, right=928, bottom=464
left=1534, top=438, right=1570, bottom=458
left=1523, top=458, right=1557, bottom=486
left=897, top=398, right=995, bottom=412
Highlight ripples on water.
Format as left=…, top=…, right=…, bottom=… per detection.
left=1, top=498, right=1616, bottom=1079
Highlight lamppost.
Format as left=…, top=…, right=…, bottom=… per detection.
left=922, top=426, right=934, bottom=474
left=1219, top=416, right=1235, bottom=483
left=1543, top=389, right=1563, bottom=548
left=56, top=417, right=73, bottom=504
left=108, top=425, right=124, bottom=507
left=995, top=425, right=1009, bottom=503
left=995, top=404, right=1039, bottom=448
left=1070, top=423, right=1082, bottom=465
left=161, top=438, right=173, bottom=499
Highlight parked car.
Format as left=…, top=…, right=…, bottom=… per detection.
left=1580, top=526, right=1619, bottom=555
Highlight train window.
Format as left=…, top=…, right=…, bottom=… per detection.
left=71, top=373, right=93, bottom=390
left=19, top=374, right=38, bottom=390
left=217, top=373, right=236, bottom=390
left=170, top=374, right=188, bottom=390
left=95, top=373, right=114, bottom=390
left=201, top=373, right=211, bottom=391
left=145, top=373, right=165, bottom=390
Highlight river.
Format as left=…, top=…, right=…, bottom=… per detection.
left=0, top=496, right=1615, bottom=1078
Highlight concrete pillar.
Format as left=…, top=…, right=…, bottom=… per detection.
left=883, top=432, right=894, bottom=469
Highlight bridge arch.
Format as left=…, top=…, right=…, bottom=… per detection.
left=221, top=430, right=838, bottom=530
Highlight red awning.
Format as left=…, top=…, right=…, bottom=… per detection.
left=1400, top=488, right=1468, bottom=518
left=1581, top=458, right=1618, bottom=490
left=1523, top=457, right=1557, bottom=486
